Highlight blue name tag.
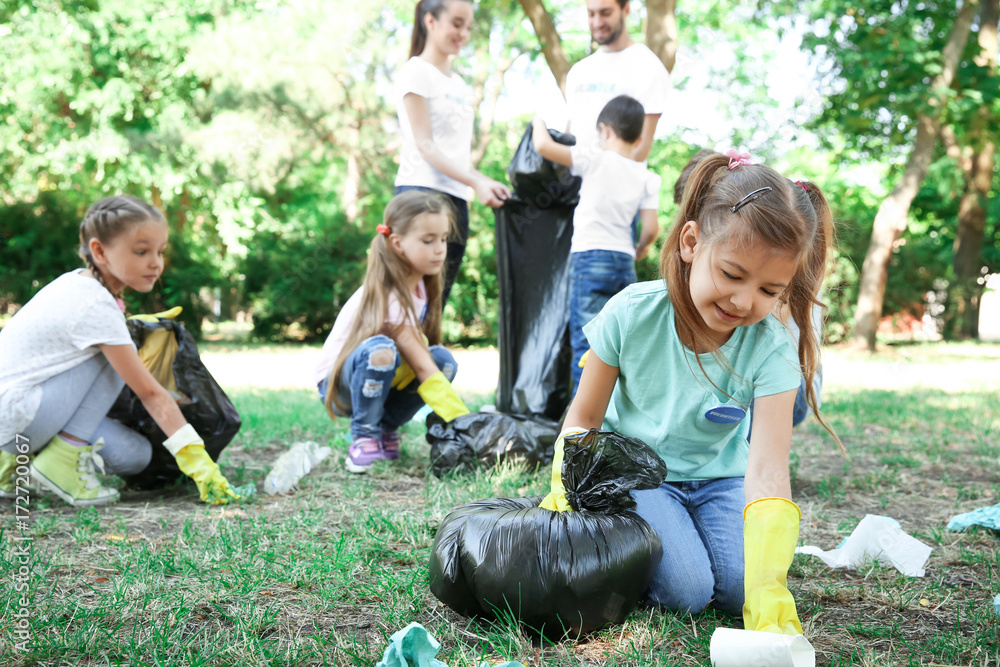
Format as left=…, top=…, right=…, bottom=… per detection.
left=704, top=405, right=747, bottom=424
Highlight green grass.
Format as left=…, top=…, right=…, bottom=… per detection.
left=2, top=344, right=1000, bottom=665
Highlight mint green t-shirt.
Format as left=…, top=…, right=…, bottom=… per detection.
left=583, top=281, right=801, bottom=481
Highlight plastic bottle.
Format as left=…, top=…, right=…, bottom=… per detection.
left=264, top=440, right=332, bottom=495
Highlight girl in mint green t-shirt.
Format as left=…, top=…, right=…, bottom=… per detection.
left=544, top=151, right=843, bottom=638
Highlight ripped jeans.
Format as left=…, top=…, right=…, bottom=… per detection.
left=317, top=335, right=458, bottom=440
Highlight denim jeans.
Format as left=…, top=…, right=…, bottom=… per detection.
left=317, top=335, right=457, bottom=440
left=393, top=185, right=469, bottom=307
left=569, top=250, right=636, bottom=394
left=630, top=477, right=745, bottom=615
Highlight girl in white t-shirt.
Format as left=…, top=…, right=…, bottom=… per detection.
left=0, top=195, right=239, bottom=507
left=316, top=190, right=470, bottom=473
left=394, top=0, right=511, bottom=306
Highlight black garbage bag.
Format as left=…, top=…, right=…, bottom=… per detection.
left=425, top=411, right=560, bottom=477
left=495, top=200, right=573, bottom=420
left=429, top=430, right=667, bottom=636
left=496, top=123, right=582, bottom=420
left=107, top=317, right=241, bottom=490
left=562, top=429, right=669, bottom=513
left=506, top=125, right=581, bottom=208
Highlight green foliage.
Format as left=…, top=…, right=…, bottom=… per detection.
left=242, top=214, right=369, bottom=341
left=0, top=192, right=82, bottom=313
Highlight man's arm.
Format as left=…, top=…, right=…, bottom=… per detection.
left=632, top=113, right=661, bottom=162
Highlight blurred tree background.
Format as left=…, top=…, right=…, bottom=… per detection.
left=1, top=0, right=997, bottom=347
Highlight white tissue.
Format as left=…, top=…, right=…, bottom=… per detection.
left=795, top=514, right=932, bottom=577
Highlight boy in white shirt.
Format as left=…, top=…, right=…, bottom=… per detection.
left=532, top=95, right=661, bottom=395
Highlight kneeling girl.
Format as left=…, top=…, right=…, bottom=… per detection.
left=315, top=190, right=469, bottom=473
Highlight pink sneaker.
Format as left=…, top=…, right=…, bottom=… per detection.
left=381, top=428, right=401, bottom=460
left=345, top=436, right=385, bottom=474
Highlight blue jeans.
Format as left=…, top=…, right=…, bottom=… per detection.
left=569, top=250, right=636, bottom=395
left=317, top=335, right=457, bottom=440
left=630, top=477, right=745, bottom=615
left=394, top=185, right=469, bottom=307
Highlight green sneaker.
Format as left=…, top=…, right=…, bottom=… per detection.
left=0, top=450, right=17, bottom=499
left=30, top=436, right=119, bottom=507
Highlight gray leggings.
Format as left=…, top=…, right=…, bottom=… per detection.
left=1, top=354, right=152, bottom=475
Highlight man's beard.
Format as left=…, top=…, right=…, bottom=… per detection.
left=593, top=17, right=625, bottom=46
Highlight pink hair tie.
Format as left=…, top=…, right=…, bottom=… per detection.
left=376, top=224, right=391, bottom=237
left=725, top=148, right=751, bottom=170
left=795, top=180, right=808, bottom=191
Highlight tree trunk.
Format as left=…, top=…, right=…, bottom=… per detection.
left=849, top=0, right=980, bottom=350
left=516, top=0, right=570, bottom=93
left=645, top=0, right=678, bottom=73
left=948, top=0, right=997, bottom=339
left=950, top=143, right=995, bottom=338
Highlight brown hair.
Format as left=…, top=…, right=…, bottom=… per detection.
left=661, top=152, right=842, bottom=451
left=409, top=0, right=469, bottom=58
left=79, top=195, right=167, bottom=299
left=325, top=190, right=455, bottom=417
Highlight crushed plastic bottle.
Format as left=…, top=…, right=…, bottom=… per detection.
left=264, top=440, right=332, bottom=495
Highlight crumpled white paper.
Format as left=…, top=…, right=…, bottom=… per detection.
left=795, top=514, right=932, bottom=577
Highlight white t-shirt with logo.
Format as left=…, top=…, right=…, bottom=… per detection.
left=565, top=43, right=671, bottom=163
left=393, top=57, right=475, bottom=201
left=0, top=270, right=134, bottom=444
left=314, top=280, right=428, bottom=386
left=569, top=147, right=661, bottom=257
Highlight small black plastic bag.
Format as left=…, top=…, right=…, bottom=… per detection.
left=425, top=411, right=560, bottom=477
left=107, top=318, right=241, bottom=489
left=428, top=430, right=667, bottom=636
left=562, top=429, right=669, bottom=513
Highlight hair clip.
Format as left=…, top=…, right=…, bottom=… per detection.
left=376, top=224, right=391, bottom=237
left=725, top=148, right=751, bottom=170
left=730, top=186, right=773, bottom=213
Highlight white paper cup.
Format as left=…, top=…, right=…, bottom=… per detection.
left=710, top=628, right=815, bottom=667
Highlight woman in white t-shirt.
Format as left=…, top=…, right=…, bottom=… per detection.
left=394, top=0, right=511, bottom=306
left=0, top=195, right=239, bottom=508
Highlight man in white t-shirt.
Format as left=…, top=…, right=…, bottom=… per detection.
left=565, top=0, right=672, bottom=165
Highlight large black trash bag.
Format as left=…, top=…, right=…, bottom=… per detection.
left=107, top=318, right=241, bottom=490
left=495, top=125, right=581, bottom=421
left=429, top=430, right=667, bottom=637
left=425, top=411, right=560, bottom=477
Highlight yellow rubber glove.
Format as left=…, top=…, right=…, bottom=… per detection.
left=392, top=360, right=416, bottom=390
left=743, top=497, right=804, bottom=635
left=538, top=427, right=587, bottom=512
left=165, top=425, right=239, bottom=505
left=416, top=371, right=470, bottom=422
left=130, top=306, right=183, bottom=322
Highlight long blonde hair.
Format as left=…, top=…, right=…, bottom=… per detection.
left=325, top=190, right=454, bottom=417
left=661, top=153, right=842, bottom=450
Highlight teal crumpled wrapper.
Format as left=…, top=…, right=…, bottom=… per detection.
left=376, top=623, right=524, bottom=667
left=994, top=594, right=1000, bottom=617
left=945, top=502, right=1000, bottom=532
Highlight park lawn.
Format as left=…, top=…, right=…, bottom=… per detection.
left=2, top=343, right=1000, bottom=665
